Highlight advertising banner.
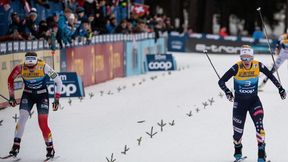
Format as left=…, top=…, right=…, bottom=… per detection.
left=125, top=37, right=167, bottom=76
left=168, top=34, right=187, bottom=52
left=186, top=34, right=272, bottom=54
left=65, top=42, right=124, bottom=86
left=125, top=41, right=143, bottom=76
left=146, top=54, right=176, bottom=71
left=46, top=72, right=85, bottom=98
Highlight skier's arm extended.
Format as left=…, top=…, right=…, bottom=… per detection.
left=260, top=62, right=286, bottom=99
left=259, top=62, right=281, bottom=88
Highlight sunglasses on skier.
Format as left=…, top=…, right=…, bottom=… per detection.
left=240, top=57, right=253, bottom=62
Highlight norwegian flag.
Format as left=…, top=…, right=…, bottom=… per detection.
left=132, top=3, right=149, bottom=17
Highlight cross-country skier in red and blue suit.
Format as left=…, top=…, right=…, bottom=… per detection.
left=7, top=51, right=62, bottom=159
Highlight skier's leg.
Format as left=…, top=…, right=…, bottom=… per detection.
left=10, top=93, right=34, bottom=156
left=249, top=97, right=266, bottom=161
left=36, top=93, right=55, bottom=158
left=232, top=100, right=248, bottom=160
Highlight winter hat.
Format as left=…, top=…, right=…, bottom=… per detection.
left=76, top=7, right=85, bottom=14
left=68, top=13, right=75, bottom=20
left=52, top=11, right=60, bottom=17
left=240, top=45, right=254, bottom=57
left=29, top=8, right=37, bottom=17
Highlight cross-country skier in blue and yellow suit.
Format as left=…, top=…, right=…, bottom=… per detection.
left=218, top=45, right=286, bottom=162
left=7, top=51, right=62, bottom=159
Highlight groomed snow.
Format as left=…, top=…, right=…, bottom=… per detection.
left=0, top=52, right=287, bottom=162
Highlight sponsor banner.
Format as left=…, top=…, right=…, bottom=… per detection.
left=0, top=42, right=7, bottom=54
left=168, top=34, right=187, bottom=52
left=19, top=41, right=26, bottom=52
left=60, top=48, right=67, bottom=72
left=146, top=54, right=176, bottom=71
left=125, top=41, right=143, bottom=76
left=65, top=42, right=124, bottom=86
left=110, top=42, right=125, bottom=78
left=186, top=37, right=271, bottom=54
left=13, top=42, right=19, bottom=52
left=66, top=45, right=96, bottom=86
left=26, top=41, right=33, bottom=51
left=94, top=42, right=124, bottom=84
left=125, top=37, right=166, bottom=76
left=47, top=72, right=85, bottom=98
left=7, top=42, right=13, bottom=53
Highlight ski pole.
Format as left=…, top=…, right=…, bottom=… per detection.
left=0, top=94, right=19, bottom=106
left=257, top=7, right=281, bottom=83
left=203, top=50, right=221, bottom=79
left=0, top=94, right=9, bottom=102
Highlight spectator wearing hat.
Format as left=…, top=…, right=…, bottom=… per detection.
left=38, top=20, right=50, bottom=40
left=114, top=19, right=129, bottom=34
left=3, top=12, right=27, bottom=41
left=24, top=8, right=39, bottom=39
left=8, top=12, right=27, bottom=37
left=133, top=19, right=149, bottom=33
left=46, top=11, right=60, bottom=29
left=105, top=17, right=117, bottom=34
left=76, top=6, right=87, bottom=23
left=91, top=10, right=106, bottom=34
left=66, top=13, right=79, bottom=40
left=78, top=18, right=93, bottom=44
left=83, top=0, right=97, bottom=17
left=58, top=8, right=76, bottom=44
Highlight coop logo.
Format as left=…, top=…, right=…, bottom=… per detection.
left=195, top=44, right=241, bottom=54
left=239, top=89, right=254, bottom=94
left=48, top=84, right=77, bottom=97
left=146, top=54, right=176, bottom=71
left=47, top=72, right=84, bottom=98
left=148, top=61, right=173, bottom=70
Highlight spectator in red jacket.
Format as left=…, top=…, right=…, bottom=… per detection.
left=219, top=27, right=228, bottom=37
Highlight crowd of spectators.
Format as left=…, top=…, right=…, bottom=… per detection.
left=0, top=0, right=175, bottom=49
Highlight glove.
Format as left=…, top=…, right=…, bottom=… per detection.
left=225, top=90, right=234, bottom=102
left=52, top=98, right=60, bottom=111
left=9, top=97, right=17, bottom=107
left=278, top=87, right=286, bottom=99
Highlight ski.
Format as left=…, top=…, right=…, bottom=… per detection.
left=233, top=156, right=247, bottom=162
left=0, top=155, right=21, bottom=161
left=43, top=155, right=60, bottom=162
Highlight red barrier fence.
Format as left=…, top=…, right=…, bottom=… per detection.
left=66, top=42, right=124, bottom=87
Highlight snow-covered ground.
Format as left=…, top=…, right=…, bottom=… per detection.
left=0, top=52, right=287, bottom=162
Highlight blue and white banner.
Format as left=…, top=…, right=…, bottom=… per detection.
left=168, top=33, right=187, bottom=52
left=47, top=72, right=85, bottom=98
left=146, top=54, right=176, bottom=71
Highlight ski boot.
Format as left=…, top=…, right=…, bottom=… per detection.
left=258, top=143, right=266, bottom=162
left=46, top=146, right=55, bottom=158
left=234, top=142, right=243, bottom=161
left=9, top=138, right=21, bottom=157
